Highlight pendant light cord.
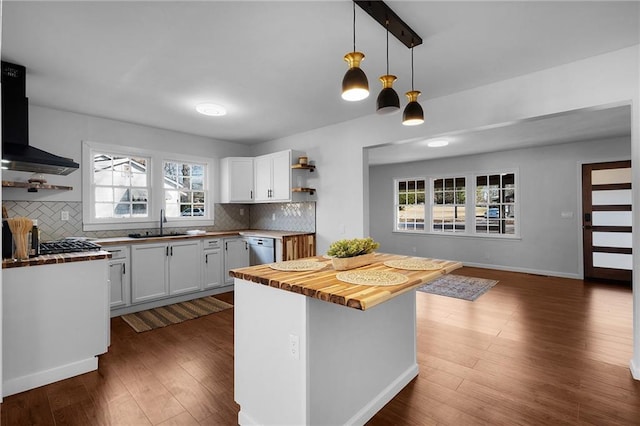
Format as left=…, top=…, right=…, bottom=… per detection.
left=410, top=42, right=415, bottom=91
left=386, top=19, right=390, bottom=75
left=352, top=1, right=356, bottom=52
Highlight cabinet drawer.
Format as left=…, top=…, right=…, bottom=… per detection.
left=203, top=238, right=222, bottom=249
left=106, top=246, right=129, bottom=260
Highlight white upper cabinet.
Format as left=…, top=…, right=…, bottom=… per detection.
left=221, top=149, right=314, bottom=204
left=220, top=157, right=254, bottom=203
left=255, top=150, right=293, bottom=202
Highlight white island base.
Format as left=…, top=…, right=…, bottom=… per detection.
left=234, top=278, right=418, bottom=425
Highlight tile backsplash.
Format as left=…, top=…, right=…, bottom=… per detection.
left=2, top=201, right=315, bottom=241
left=249, top=202, right=315, bottom=233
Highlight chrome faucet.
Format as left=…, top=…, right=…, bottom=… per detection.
left=160, top=208, right=167, bottom=235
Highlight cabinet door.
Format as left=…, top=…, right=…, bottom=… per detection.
left=224, top=238, right=250, bottom=285
left=254, top=155, right=272, bottom=202
left=107, top=246, right=130, bottom=308
left=109, top=261, right=126, bottom=308
left=221, top=157, right=255, bottom=203
left=270, top=150, right=291, bottom=201
left=203, top=248, right=223, bottom=289
left=131, top=243, right=168, bottom=303
left=169, top=240, right=202, bottom=295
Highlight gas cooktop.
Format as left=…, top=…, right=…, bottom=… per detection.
left=39, top=239, right=102, bottom=255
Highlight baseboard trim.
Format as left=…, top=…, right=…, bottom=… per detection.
left=345, top=363, right=419, bottom=426
left=3, top=357, right=98, bottom=397
left=462, top=262, right=581, bottom=280
left=630, top=358, right=640, bottom=380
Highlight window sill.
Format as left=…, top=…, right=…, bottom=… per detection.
left=392, top=230, right=521, bottom=241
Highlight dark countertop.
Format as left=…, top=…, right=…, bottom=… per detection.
left=2, top=250, right=112, bottom=269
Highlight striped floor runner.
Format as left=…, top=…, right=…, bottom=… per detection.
left=121, top=296, right=233, bottom=332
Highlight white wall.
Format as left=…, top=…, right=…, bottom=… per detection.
left=368, top=137, right=630, bottom=278
left=254, top=45, right=640, bottom=377
left=254, top=46, right=639, bottom=254
left=2, top=105, right=251, bottom=202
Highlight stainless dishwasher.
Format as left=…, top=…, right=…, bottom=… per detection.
left=247, top=237, right=275, bottom=265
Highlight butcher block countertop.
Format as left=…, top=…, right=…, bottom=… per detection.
left=229, top=253, right=462, bottom=311
left=2, top=250, right=112, bottom=269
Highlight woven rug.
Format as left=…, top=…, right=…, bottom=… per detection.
left=121, top=296, right=233, bottom=332
left=417, top=274, right=498, bottom=301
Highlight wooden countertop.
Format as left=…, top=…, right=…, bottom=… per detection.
left=95, top=229, right=314, bottom=246
left=2, top=250, right=112, bottom=269
left=229, top=253, right=462, bottom=311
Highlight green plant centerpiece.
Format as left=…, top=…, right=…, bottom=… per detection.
left=327, top=237, right=380, bottom=270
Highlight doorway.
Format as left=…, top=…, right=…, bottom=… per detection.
left=582, top=160, right=632, bottom=282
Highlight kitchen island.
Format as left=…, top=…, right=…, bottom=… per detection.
left=230, top=253, right=462, bottom=425
left=2, top=251, right=111, bottom=397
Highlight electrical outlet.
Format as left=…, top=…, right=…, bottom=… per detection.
left=272, top=213, right=276, bottom=221
left=61, top=211, right=69, bottom=221
left=289, top=334, right=299, bottom=360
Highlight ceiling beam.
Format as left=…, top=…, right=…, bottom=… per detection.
left=354, top=1, right=422, bottom=49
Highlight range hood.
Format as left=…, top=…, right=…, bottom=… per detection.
left=1, top=61, right=79, bottom=175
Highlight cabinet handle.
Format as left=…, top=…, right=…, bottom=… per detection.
left=123, top=264, right=126, bottom=275
left=205, top=254, right=208, bottom=264
left=245, top=241, right=248, bottom=250
left=225, top=242, right=228, bottom=251
left=250, top=190, right=253, bottom=199
left=170, top=246, right=173, bottom=256
left=166, top=246, right=169, bottom=256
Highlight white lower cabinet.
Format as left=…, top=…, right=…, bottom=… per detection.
left=224, top=237, right=250, bottom=285
left=203, top=238, right=223, bottom=289
left=131, top=243, right=169, bottom=303
left=107, top=245, right=130, bottom=308
left=169, top=239, right=202, bottom=295
left=131, top=239, right=203, bottom=304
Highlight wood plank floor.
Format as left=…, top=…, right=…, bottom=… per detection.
left=2, top=267, right=639, bottom=425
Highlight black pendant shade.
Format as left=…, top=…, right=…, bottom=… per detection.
left=342, top=52, right=369, bottom=101
left=402, top=90, right=424, bottom=125
left=376, top=75, right=400, bottom=114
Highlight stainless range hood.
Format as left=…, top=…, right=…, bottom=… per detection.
left=1, top=61, right=79, bottom=175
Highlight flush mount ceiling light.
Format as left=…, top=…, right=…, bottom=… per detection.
left=402, top=44, right=424, bottom=126
left=195, top=103, right=227, bottom=116
left=342, top=2, right=369, bottom=101
left=376, top=19, right=400, bottom=115
left=427, top=140, right=449, bottom=147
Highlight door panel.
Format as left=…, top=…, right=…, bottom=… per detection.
left=582, top=160, right=632, bottom=282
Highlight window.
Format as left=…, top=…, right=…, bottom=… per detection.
left=83, top=141, right=214, bottom=230
left=475, top=173, right=516, bottom=235
left=432, top=177, right=466, bottom=232
left=395, top=178, right=425, bottom=231
left=92, top=152, right=150, bottom=219
left=163, top=161, right=207, bottom=218
left=394, top=170, right=518, bottom=237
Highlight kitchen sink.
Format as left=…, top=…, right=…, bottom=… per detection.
left=128, top=232, right=188, bottom=239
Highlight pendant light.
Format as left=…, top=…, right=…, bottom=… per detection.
left=342, top=2, right=369, bottom=101
left=402, top=43, right=424, bottom=126
left=376, top=19, right=400, bottom=115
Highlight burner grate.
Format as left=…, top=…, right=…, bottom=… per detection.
left=39, top=240, right=102, bottom=255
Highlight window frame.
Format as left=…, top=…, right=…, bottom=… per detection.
left=394, top=177, right=426, bottom=233
left=82, top=141, right=215, bottom=231
left=393, top=168, right=519, bottom=239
